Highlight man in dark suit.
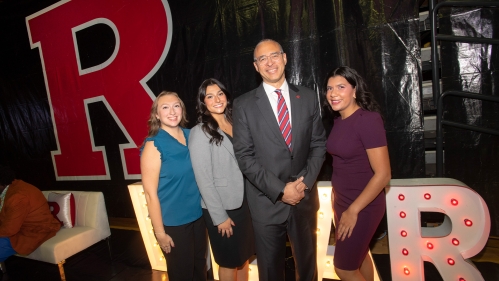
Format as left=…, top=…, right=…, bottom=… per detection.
left=233, top=39, right=326, bottom=281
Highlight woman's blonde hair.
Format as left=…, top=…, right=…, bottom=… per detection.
left=146, top=91, right=188, bottom=138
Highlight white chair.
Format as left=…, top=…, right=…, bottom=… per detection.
left=18, top=191, right=111, bottom=281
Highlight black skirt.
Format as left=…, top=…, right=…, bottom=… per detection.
left=203, top=197, right=255, bottom=268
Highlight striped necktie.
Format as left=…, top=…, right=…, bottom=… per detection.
left=275, top=89, right=292, bottom=150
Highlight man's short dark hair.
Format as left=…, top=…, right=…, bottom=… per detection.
left=0, top=165, right=16, bottom=186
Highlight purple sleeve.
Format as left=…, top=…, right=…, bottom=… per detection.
left=357, top=111, right=387, bottom=149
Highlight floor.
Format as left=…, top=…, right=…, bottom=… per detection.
left=2, top=218, right=498, bottom=281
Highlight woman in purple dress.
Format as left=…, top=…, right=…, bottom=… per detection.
left=324, top=66, right=391, bottom=281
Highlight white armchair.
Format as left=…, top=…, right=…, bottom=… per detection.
left=19, top=191, right=111, bottom=281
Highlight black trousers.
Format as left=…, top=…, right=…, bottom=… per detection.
left=252, top=207, right=318, bottom=281
left=164, top=217, right=208, bottom=281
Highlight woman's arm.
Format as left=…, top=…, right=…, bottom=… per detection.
left=189, top=126, right=234, bottom=237
left=141, top=141, right=174, bottom=252
left=337, top=146, right=391, bottom=241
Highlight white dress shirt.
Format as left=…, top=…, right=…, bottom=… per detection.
left=262, top=80, right=292, bottom=125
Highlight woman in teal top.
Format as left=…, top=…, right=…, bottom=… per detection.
left=141, top=91, right=207, bottom=281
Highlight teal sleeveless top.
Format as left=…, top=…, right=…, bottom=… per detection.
left=144, top=128, right=202, bottom=226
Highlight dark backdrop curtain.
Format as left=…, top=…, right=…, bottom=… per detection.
left=1, top=0, right=426, bottom=221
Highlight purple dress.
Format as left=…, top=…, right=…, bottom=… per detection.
left=326, top=108, right=387, bottom=270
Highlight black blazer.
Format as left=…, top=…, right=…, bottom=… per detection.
left=233, top=83, right=326, bottom=224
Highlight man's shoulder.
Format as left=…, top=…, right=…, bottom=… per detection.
left=289, top=84, right=318, bottom=105
left=236, top=87, right=259, bottom=101
left=289, top=84, right=315, bottom=95
left=235, top=87, right=259, bottom=105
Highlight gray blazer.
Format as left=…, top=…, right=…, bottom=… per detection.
left=188, top=123, right=244, bottom=226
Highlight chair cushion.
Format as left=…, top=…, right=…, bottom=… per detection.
left=48, top=192, right=76, bottom=228
left=22, top=226, right=100, bottom=264
left=20, top=191, right=112, bottom=264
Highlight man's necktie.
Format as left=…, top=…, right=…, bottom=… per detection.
left=275, top=89, right=292, bottom=150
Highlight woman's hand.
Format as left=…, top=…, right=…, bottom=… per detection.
left=337, top=208, right=359, bottom=241
left=155, top=232, right=175, bottom=253
left=217, top=217, right=235, bottom=238
left=335, top=146, right=391, bottom=242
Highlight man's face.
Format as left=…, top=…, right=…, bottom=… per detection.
left=253, top=41, right=287, bottom=87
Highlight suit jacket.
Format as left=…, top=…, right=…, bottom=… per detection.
left=189, top=123, right=245, bottom=226
left=0, top=180, right=61, bottom=255
left=233, top=83, right=326, bottom=224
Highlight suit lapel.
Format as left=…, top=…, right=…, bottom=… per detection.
left=289, top=84, right=302, bottom=154
left=219, top=128, right=236, bottom=159
left=255, top=83, right=291, bottom=151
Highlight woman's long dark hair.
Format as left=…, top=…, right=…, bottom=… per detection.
left=196, top=78, right=233, bottom=145
left=322, top=66, right=384, bottom=121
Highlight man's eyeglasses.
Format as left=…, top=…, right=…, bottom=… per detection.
left=254, top=51, right=283, bottom=65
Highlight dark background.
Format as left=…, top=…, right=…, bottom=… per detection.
left=0, top=0, right=497, bottom=236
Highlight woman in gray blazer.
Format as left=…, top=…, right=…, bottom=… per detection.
left=189, top=78, right=254, bottom=281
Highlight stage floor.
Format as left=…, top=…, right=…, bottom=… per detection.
left=3, top=220, right=498, bottom=281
